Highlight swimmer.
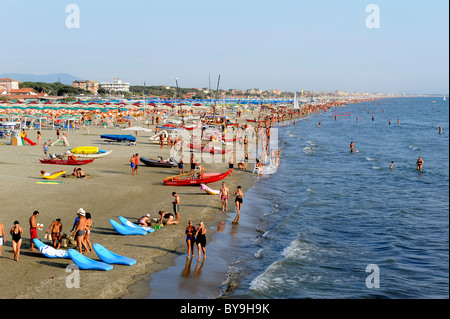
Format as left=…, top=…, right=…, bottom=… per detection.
left=390, top=162, right=394, bottom=170
left=416, top=156, right=424, bottom=171
left=350, top=141, right=354, bottom=153
left=439, top=126, right=442, bottom=134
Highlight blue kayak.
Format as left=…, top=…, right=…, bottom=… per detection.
left=93, top=243, right=136, bottom=266
left=68, top=249, right=113, bottom=271
left=119, top=216, right=155, bottom=233
left=109, top=219, right=147, bottom=236
left=33, top=239, right=70, bottom=259
left=100, top=134, right=136, bottom=142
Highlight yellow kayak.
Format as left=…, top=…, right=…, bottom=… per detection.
left=41, top=170, right=66, bottom=180
left=70, top=146, right=99, bottom=154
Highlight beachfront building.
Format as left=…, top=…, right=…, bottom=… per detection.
left=100, top=78, right=130, bottom=93
left=8, top=88, right=38, bottom=95
left=73, top=80, right=99, bottom=95
left=0, top=78, right=20, bottom=94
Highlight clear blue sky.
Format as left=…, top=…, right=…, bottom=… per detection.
left=1, top=0, right=448, bottom=94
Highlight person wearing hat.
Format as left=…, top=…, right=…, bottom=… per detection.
left=138, top=214, right=151, bottom=227
left=72, top=208, right=88, bottom=254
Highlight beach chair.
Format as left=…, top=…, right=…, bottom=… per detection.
left=252, top=163, right=262, bottom=175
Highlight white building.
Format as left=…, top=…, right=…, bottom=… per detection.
left=100, top=78, right=130, bottom=92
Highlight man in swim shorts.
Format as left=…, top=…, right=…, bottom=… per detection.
left=172, top=192, right=180, bottom=223
left=219, top=182, right=230, bottom=212
left=29, top=211, right=42, bottom=251
left=72, top=208, right=87, bottom=254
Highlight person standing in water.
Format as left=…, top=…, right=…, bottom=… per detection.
left=233, top=186, right=244, bottom=224
left=350, top=141, right=355, bottom=153
left=185, top=221, right=196, bottom=259
left=416, top=156, right=424, bottom=171
left=195, top=222, right=207, bottom=261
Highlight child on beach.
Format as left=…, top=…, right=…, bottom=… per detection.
left=43, top=142, right=48, bottom=155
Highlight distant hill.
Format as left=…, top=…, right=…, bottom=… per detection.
left=0, top=73, right=83, bottom=85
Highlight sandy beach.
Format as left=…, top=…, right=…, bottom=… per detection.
left=0, top=117, right=257, bottom=299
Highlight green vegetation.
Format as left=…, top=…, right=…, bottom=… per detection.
left=19, top=81, right=91, bottom=96
left=129, top=85, right=209, bottom=99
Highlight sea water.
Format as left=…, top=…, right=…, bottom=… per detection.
left=145, top=97, right=449, bottom=299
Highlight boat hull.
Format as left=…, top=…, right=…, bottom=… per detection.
left=140, top=157, right=176, bottom=167
left=39, top=158, right=95, bottom=165
left=164, top=169, right=232, bottom=186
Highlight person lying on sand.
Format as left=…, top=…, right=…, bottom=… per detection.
left=72, top=167, right=86, bottom=178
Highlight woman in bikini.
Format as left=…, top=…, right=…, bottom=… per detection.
left=10, top=221, right=23, bottom=262
left=233, top=186, right=244, bottom=224
left=185, top=221, right=196, bottom=259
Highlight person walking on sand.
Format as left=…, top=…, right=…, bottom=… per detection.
left=134, top=153, right=139, bottom=175
left=43, top=142, right=48, bottom=156
left=45, top=218, right=63, bottom=249
left=72, top=208, right=88, bottom=254
left=10, top=221, right=23, bottom=261
left=172, top=192, right=180, bottom=223
left=29, top=211, right=42, bottom=252
left=416, top=156, right=424, bottom=171
left=178, top=155, right=185, bottom=175
left=130, top=154, right=138, bottom=175
left=190, top=153, right=197, bottom=177
left=228, top=153, right=234, bottom=176
left=37, top=131, right=41, bottom=146
left=233, top=186, right=244, bottom=224
left=219, top=182, right=230, bottom=212
left=0, top=222, right=5, bottom=257
left=185, top=221, right=196, bottom=259
left=195, top=222, right=207, bottom=261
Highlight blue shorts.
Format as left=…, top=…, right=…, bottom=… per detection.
left=131, top=163, right=135, bottom=168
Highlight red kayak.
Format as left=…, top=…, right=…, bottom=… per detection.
left=39, top=158, right=95, bottom=165
left=163, top=169, right=232, bottom=186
